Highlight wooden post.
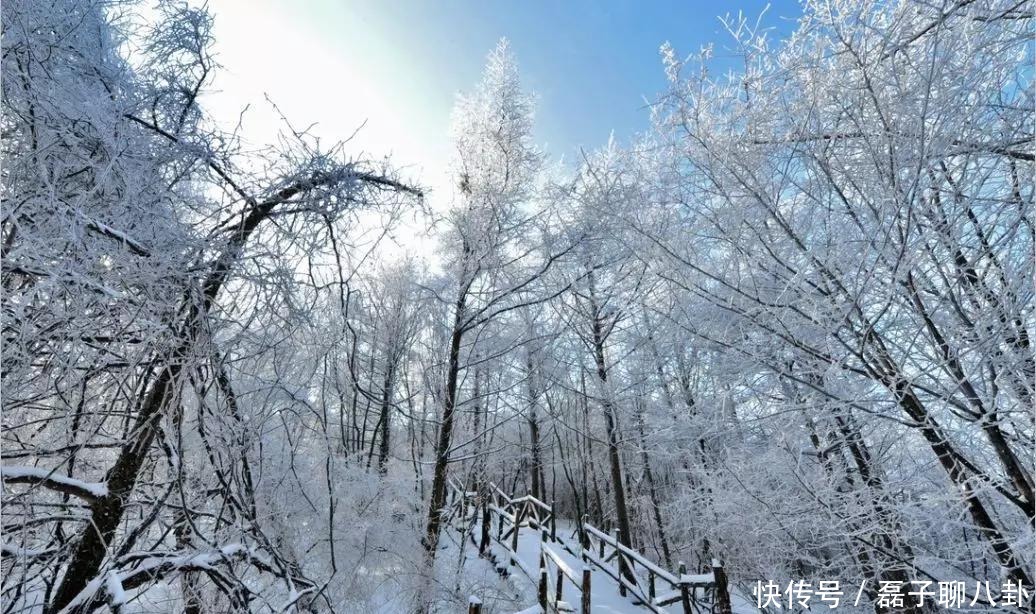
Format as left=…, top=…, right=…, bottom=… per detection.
left=538, top=551, right=548, bottom=610
left=579, top=515, right=589, bottom=555
left=612, top=528, right=625, bottom=597
left=556, top=568, right=564, bottom=605
left=648, top=570, right=656, bottom=603
left=617, top=552, right=627, bottom=597
left=497, top=507, right=504, bottom=540
left=675, top=559, right=692, bottom=612
left=581, top=565, right=592, bottom=614
left=467, top=596, right=482, bottom=614
left=510, top=506, right=521, bottom=557
left=550, top=500, right=557, bottom=541
left=678, top=561, right=692, bottom=614
left=712, top=559, right=733, bottom=614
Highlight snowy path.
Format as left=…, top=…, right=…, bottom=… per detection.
left=475, top=519, right=676, bottom=613
left=445, top=483, right=736, bottom=614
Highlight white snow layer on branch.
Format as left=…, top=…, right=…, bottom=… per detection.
left=104, top=571, right=126, bottom=607
left=54, top=544, right=259, bottom=614
left=0, top=466, right=109, bottom=500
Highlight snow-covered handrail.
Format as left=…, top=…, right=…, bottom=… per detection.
left=579, top=520, right=731, bottom=613
left=582, top=523, right=678, bottom=585
left=538, top=543, right=589, bottom=614
left=455, top=481, right=731, bottom=614
left=542, top=544, right=578, bottom=585
left=509, top=494, right=552, bottom=512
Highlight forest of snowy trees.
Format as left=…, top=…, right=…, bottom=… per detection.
left=1, top=0, right=1033, bottom=613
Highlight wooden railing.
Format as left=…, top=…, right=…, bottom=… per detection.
left=539, top=541, right=589, bottom=613
left=574, top=522, right=730, bottom=614
left=448, top=481, right=731, bottom=614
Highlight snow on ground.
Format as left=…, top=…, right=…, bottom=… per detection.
left=471, top=517, right=677, bottom=614
left=429, top=520, right=531, bottom=614
left=463, top=517, right=763, bottom=614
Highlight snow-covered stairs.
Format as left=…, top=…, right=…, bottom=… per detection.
left=444, top=480, right=732, bottom=614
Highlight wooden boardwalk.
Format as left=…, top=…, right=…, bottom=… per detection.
left=445, top=480, right=733, bottom=614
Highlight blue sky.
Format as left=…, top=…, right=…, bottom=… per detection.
left=204, top=0, right=803, bottom=198
left=365, top=0, right=805, bottom=152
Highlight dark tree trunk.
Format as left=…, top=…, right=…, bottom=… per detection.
left=48, top=173, right=406, bottom=613
left=377, top=363, right=396, bottom=473
left=635, top=399, right=672, bottom=568
left=588, top=285, right=636, bottom=586
left=526, top=353, right=545, bottom=501
left=422, top=293, right=467, bottom=556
